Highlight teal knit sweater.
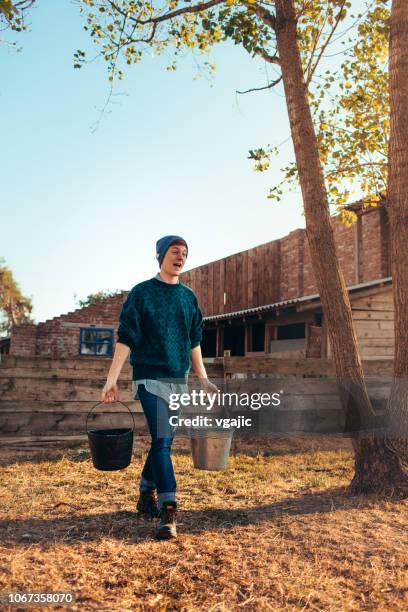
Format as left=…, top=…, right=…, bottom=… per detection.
left=117, top=277, right=203, bottom=381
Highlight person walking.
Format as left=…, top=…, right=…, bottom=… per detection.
left=101, top=235, right=218, bottom=540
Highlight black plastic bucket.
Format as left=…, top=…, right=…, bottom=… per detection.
left=86, top=401, right=136, bottom=471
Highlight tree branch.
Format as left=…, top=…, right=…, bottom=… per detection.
left=106, top=0, right=225, bottom=27
left=306, top=0, right=348, bottom=87
left=256, top=48, right=280, bottom=65
left=236, top=75, right=282, bottom=94
left=324, top=161, right=387, bottom=178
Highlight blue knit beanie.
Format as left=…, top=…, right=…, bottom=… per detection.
left=156, top=235, right=188, bottom=267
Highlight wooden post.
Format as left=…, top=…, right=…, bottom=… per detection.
left=216, top=327, right=224, bottom=357
left=244, top=324, right=251, bottom=355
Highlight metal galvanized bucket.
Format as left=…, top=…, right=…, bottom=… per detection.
left=86, top=401, right=136, bottom=471
left=189, top=427, right=234, bottom=471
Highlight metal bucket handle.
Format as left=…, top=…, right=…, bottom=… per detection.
left=86, top=400, right=136, bottom=434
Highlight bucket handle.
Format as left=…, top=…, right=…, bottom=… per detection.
left=86, top=400, right=136, bottom=434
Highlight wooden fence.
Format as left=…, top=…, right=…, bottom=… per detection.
left=0, top=355, right=392, bottom=446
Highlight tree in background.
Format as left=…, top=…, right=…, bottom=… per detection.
left=0, top=258, right=33, bottom=335
left=75, top=0, right=408, bottom=493
left=74, top=289, right=122, bottom=309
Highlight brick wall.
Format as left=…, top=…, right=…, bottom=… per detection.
left=361, top=207, right=390, bottom=281
left=280, top=202, right=389, bottom=299
left=280, top=229, right=305, bottom=300
left=10, top=293, right=128, bottom=358
left=9, top=324, right=37, bottom=357
left=331, top=215, right=358, bottom=286
left=302, top=236, right=319, bottom=296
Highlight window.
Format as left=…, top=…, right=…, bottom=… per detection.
left=80, top=328, right=113, bottom=356
left=224, top=325, right=245, bottom=356
left=251, top=322, right=265, bottom=352
left=277, top=323, right=306, bottom=340
left=201, top=328, right=216, bottom=357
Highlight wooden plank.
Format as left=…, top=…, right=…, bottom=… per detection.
left=235, top=253, right=242, bottom=311
left=352, top=311, right=394, bottom=320
left=0, top=434, right=89, bottom=445
left=225, top=377, right=391, bottom=396
left=0, top=400, right=143, bottom=413
left=242, top=250, right=249, bottom=308
left=207, top=263, right=214, bottom=315
left=235, top=252, right=245, bottom=311
left=244, top=325, right=251, bottom=354
left=358, top=338, right=395, bottom=347
left=0, top=411, right=147, bottom=435
left=263, top=243, right=272, bottom=304
left=200, top=266, right=207, bottom=315
left=357, top=329, right=394, bottom=339
left=271, top=311, right=315, bottom=326
left=352, top=299, right=394, bottom=311
left=216, top=327, right=224, bottom=358
left=223, top=356, right=394, bottom=377
left=349, top=285, right=393, bottom=301
left=247, top=249, right=254, bottom=308
left=264, top=325, right=271, bottom=355
left=297, top=285, right=393, bottom=312
left=220, top=258, right=225, bottom=314
left=0, top=355, right=115, bottom=370
left=360, top=346, right=395, bottom=357
left=226, top=378, right=338, bottom=395
left=256, top=246, right=264, bottom=306
left=256, top=349, right=307, bottom=359
left=225, top=256, right=237, bottom=312
left=355, top=320, right=394, bottom=331
left=224, top=356, right=334, bottom=375
left=214, top=260, right=219, bottom=314
left=0, top=367, right=130, bottom=380
left=253, top=248, right=259, bottom=308
left=352, top=293, right=394, bottom=304
left=0, top=377, right=133, bottom=401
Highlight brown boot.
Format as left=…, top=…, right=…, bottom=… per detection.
left=156, top=501, right=177, bottom=540
left=136, top=489, right=159, bottom=519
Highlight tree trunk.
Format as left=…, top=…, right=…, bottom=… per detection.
left=274, top=0, right=407, bottom=494
left=381, top=0, right=408, bottom=485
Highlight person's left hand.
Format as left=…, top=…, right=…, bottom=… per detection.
left=200, top=378, right=219, bottom=398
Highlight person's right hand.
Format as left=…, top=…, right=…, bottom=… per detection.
left=101, top=379, right=119, bottom=403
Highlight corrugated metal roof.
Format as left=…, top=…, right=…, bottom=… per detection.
left=203, top=276, right=392, bottom=323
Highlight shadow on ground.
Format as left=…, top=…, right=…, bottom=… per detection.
left=0, top=486, right=399, bottom=548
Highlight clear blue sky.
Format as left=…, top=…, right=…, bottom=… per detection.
left=1, top=0, right=369, bottom=324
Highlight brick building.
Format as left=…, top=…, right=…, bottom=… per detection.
left=7, top=200, right=393, bottom=361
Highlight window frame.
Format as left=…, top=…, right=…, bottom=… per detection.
left=79, top=327, right=114, bottom=357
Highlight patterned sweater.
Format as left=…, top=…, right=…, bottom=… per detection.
left=117, top=276, right=203, bottom=382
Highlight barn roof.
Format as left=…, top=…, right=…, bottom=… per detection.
left=203, top=276, right=392, bottom=323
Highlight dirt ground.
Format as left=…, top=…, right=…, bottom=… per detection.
left=1, top=436, right=407, bottom=611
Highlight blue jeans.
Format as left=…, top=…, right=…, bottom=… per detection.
left=137, top=384, right=179, bottom=508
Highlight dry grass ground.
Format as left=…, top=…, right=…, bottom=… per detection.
left=0, top=436, right=407, bottom=611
